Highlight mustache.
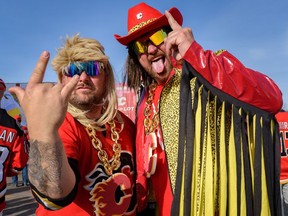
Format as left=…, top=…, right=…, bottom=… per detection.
left=76, top=83, right=94, bottom=89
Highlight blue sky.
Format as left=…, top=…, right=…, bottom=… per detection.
left=1, top=0, right=287, bottom=108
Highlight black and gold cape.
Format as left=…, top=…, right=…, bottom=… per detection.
left=160, top=61, right=281, bottom=216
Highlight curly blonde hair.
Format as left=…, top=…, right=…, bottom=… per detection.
left=51, top=34, right=121, bottom=131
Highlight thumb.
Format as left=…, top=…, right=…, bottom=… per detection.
left=8, top=86, right=25, bottom=105
left=61, top=75, right=79, bottom=103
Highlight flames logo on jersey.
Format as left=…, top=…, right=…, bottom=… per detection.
left=85, top=152, right=137, bottom=215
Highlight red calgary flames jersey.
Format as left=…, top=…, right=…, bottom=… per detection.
left=0, top=109, right=28, bottom=212
left=34, top=112, right=137, bottom=215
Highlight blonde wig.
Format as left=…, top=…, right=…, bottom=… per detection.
left=51, top=34, right=121, bottom=131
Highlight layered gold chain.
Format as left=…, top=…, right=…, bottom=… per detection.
left=86, top=120, right=121, bottom=176
left=144, top=81, right=159, bottom=135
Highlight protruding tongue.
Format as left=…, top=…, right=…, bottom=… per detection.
left=152, top=58, right=164, bottom=73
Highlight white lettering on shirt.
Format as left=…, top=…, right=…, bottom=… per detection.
left=0, top=130, right=16, bottom=143
left=279, top=122, right=288, bottom=130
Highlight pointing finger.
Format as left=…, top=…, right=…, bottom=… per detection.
left=27, top=51, right=50, bottom=88
left=165, top=10, right=181, bottom=30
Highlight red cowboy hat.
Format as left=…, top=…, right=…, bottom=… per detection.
left=114, top=2, right=183, bottom=46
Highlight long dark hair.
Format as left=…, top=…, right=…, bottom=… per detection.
left=123, top=46, right=153, bottom=92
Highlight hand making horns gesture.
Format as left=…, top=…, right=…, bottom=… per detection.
left=164, top=10, right=195, bottom=61
left=9, top=51, right=79, bottom=141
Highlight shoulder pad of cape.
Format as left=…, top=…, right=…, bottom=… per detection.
left=214, top=49, right=226, bottom=56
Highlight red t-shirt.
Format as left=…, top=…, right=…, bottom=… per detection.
left=35, top=112, right=137, bottom=215
left=276, top=112, right=288, bottom=184
left=136, top=81, right=174, bottom=215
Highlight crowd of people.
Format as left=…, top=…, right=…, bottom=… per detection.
left=0, top=79, right=29, bottom=216
left=0, top=2, right=286, bottom=216
left=11, top=114, right=30, bottom=187
left=276, top=110, right=288, bottom=215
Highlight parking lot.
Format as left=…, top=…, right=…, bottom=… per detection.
left=4, top=177, right=37, bottom=216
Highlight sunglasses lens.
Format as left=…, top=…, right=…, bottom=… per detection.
left=132, top=29, right=168, bottom=55
left=133, top=41, right=147, bottom=55
left=87, top=61, right=99, bottom=76
left=67, top=63, right=80, bottom=77
left=65, top=61, right=100, bottom=77
left=149, top=29, right=167, bottom=46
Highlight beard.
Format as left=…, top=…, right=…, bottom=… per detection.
left=69, top=91, right=105, bottom=111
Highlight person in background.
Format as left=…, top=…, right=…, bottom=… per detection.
left=11, top=114, right=29, bottom=187
left=9, top=34, right=137, bottom=215
left=114, top=2, right=283, bottom=215
left=0, top=79, right=29, bottom=216
left=276, top=109, right=288, bottom=216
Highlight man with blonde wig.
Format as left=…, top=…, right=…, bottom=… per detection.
left=9, top=34, right=137, bottom=215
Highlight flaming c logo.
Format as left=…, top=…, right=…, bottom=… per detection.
left=90, top=173, right=132, bottom=215
left=85, top=152, right=136, bottom=215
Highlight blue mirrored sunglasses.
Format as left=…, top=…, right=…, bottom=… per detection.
left=64, top=61, right=102, bottom=77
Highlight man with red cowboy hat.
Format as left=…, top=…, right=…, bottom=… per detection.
left=115, top=2, right=283, bottom=216
left=0, top=78, right=28, bottom=215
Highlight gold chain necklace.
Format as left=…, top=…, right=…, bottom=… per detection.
left=86, top=120, right=121, bottom=176
left=143, top=81, right=159, bottom=135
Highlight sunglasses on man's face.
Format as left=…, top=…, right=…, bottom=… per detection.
left=64, top=61, right=103, bottom=77
left=132, top=28, right=170, bottom=55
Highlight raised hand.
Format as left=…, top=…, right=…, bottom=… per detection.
left=164, top=10, right=195, bottom=61
left=9, top=51, right=79, bottom=141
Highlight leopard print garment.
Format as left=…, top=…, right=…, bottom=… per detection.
left=159, top=68, right=196, bottom=192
